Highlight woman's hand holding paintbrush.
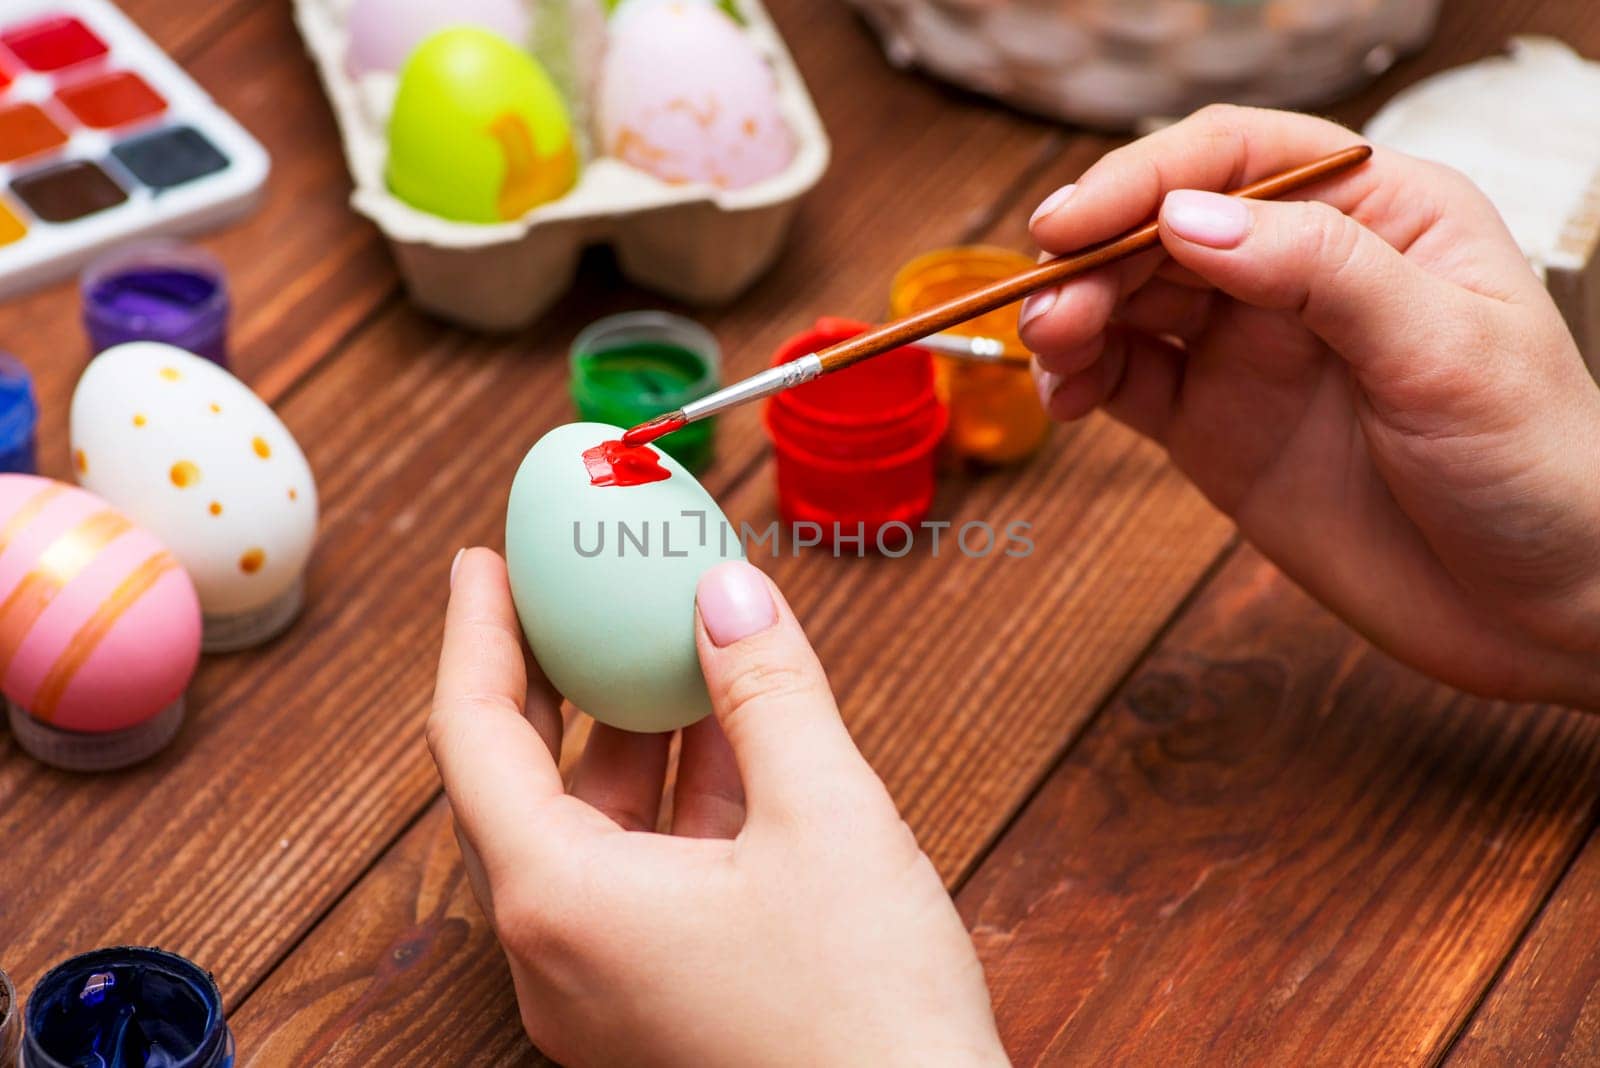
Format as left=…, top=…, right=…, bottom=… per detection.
left=1022, top=105, right=1600, bottom=706
left=626, top=105, right=1600, bottom=706
left=621, top=140, right=1373, bottom=448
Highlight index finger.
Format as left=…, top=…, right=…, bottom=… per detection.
left=1020, top=105, right=1445, bottom=363
left=428, top=547, right=569, bottom=868
left=1030, top=105, right=1382, bottom=255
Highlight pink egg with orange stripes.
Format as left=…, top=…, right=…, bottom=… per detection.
left=0, top=475, right=200, bottom=767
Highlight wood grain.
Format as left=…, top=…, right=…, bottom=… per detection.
left=117, top=0, right=263, bottom=57
left=231, top=718, right=601, bottom=1068
left=959, top=549, right=1600, bottom=1066
left=953, top=4, right=1600, bottom=1061
left=721, top=428, right=1234, bottom=882
left=230, top=797, right=548, bottom=1067
left=1446, top=826, right=1600, bottom=1063
left=227, top=326, right=1238, bottom=1065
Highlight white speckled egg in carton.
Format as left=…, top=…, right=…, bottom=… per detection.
left=294, top=0, right=830, bottom=330
left=847, top=0, right=1442, bottom=131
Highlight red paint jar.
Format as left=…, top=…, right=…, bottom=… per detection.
left=764, top=318, right=946, bottom=546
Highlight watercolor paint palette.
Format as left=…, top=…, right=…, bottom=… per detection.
left=0, top=0, right=269, bottom=299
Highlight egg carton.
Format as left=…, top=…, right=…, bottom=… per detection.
left=293, top=0, right=830, bottom=330
left=846, top=0, right=1442, bottom=130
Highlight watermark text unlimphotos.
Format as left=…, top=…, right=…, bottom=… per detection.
left=570, top=512, right=1034, bottom=559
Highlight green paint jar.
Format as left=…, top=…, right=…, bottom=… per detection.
left=570, top=311, right=720, bottom=473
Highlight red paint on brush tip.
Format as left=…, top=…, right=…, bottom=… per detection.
left=621, top=412, right=686, bottom=447
left=583, top=440, right=671, bottom=487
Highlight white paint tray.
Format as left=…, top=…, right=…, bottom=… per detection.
left=293, top=0, right=831, bottom=331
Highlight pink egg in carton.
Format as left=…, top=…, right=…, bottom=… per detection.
left=294, top=0, right=831, bottom=331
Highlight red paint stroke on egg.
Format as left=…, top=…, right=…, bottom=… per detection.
left=583, top=440, right=671, bottom=488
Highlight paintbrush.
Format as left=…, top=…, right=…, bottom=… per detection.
left=621, top=144, right=1373, bottom=448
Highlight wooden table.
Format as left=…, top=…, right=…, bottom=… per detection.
left=2, top=2, right=1598, bottom=1063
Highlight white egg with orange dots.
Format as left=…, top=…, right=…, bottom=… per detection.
left=0, top=474, right=201, bottom=772
left=70, top=342, right=319, bottom=653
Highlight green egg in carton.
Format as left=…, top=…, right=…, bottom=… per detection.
left=388, top=27, right=581, bottom=224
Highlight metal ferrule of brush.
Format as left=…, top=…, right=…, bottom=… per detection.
left=680, top=353, right=825, bottom=422
left=919, top=333, right=1012, bottom=362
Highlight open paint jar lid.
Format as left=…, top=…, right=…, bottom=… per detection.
left=24, top=946, right=233, bottom=1068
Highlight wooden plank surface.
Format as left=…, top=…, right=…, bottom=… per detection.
left=6, top=0, right=1600, bottom=1065
left=229, top=796, right=541, bottom=1066
left=959, top=549, right=1600, bottom=1065
left=230, top=429, right=1234, bottom=1063
left=1446, top=831, right=1600, bottom=1063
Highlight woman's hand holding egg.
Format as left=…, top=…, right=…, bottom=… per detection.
left=428, top=550, right=1008, bottom=1067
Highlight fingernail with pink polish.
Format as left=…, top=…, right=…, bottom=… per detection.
left=1162, top=190, right=1251, bottom=249
left=1030, top=183, right=1076, bottom=228
left=698, top=561, right=777, bottom=647
left=449, top=548, right=465, bottom=588
left=1019, top=289, right=1057, bottom=332
left=1033, top=367, right=1061, bottom=409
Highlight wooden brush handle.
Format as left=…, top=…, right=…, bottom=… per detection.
left=816, top=144, right=1374, bottom=374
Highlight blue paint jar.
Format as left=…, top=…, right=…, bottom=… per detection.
left=24, top=947, right=233, bottom=1068
left=0, top=355, right=38, bottom=476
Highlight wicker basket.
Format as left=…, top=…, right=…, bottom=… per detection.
left=848, top=0, right=1442, bottom=130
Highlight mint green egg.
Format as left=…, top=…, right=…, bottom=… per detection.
left=506, top=422, right=742, bottom=733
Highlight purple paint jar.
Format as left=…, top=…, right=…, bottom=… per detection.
left=81, top=242, right=231, bottom=367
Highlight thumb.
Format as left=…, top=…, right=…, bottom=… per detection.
left=694, top=560, right=887, bottom=826
left=1157, top=190, right=1473, bottom=388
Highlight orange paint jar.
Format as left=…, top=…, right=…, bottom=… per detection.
left=890, top=246, right=1051, bottom=464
